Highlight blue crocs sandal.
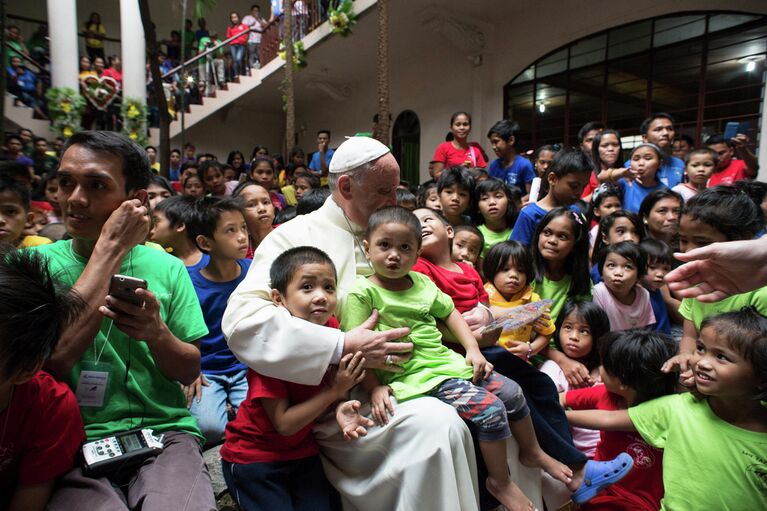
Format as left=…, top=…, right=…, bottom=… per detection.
left=572, top=452, right=634, bottom=504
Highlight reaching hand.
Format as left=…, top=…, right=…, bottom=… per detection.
left=336, top=400, right=374, bottom=441
left=182, top=374, right=209, bottom=408
left=330, top=352, right=366, bottom=398
left=559, top=357, right=592, bottom=388
left=661, top=352, right=696, bottom=388
left=462, top=305, right=492, bottom=331
left=99, top=288, right=164, bottom=342
left=665, top=238, right=767, bottom=302
left=344, top=310, right=413, bottom=371
left=465, top=349, right=493, bottom=383
left=370, top=385, right=395, bottom=425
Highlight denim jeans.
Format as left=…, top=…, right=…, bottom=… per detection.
left=189, top=369, right=248, bottom=445
left=230, top=44, right=246, bottom=76
left=222, top=456, right=331, bottom=511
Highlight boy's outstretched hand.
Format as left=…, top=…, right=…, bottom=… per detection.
left=336, top=400, right=374, bottom=441
left=330, top=352, right=366, bottom=399
left=370, top=385, right=395, bottom=425
left=465, top=349, right=493, bottom=383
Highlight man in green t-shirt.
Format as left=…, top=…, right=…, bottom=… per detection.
left=32, top=131, right=215, bottom=510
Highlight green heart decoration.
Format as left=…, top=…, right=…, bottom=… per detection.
left=80, top=75, right=119, bottom=111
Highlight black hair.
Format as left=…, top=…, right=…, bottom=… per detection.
left=534, top=144, right=557, bottom=161
left=227, top=150, right=247, bottom=170
left=483, top=241, right=533, bottom=283
left=640, top=239, right=675, bottom=267
left=250, top=156, right=275, bottom=173
left=365, top=205, right=422, bottom=249
left=0, top=248, right=86, bottom=380
left=289, top=146, right=306, bottom=160
left=684, top=147, right=719, bottom=167
left=0, top=175, right=29, bottom=211
left=33, top=136, right=47, bottom=145
left=296, top=187, right=330, bottom=215
left=597, top=240, right=647, bottom=279
left=547, top=147, right=592, bottom=180
left=198, top=160, right=224, bottom=181
left=701, top=307, right=767, bottom=400
left=145, top=145, right=157, bottom=152
left=294, top=172, right=320, bottom=190
left=186, top=196, right=245, bottom=251
left=182, top=173, right=202, bottom=189
left=153, top=194, right=197, bottom=231
left=591, top=210, right=645, bottom=266
left=473, top=178, right=517, bottom=229
left=450, top=111, right=471, bottom=125
left=437, top=166, right=474, bottom=194
left=232, top=180, right=269, bottom=199
left=554, top=299, right=610, bottom=371
left=275, top=206, right=297, bottom=224
left=598, top=329, right=678, bottom=403
left=0, top=160, right=33, bottom=183
left=414, top=207, right=450, bottom=228
left=587, top=182, right=623, bottom=225
left=683, top=186, right=760, bottom=241
left=486, top=119, right=520, bottom=142
left=734, top=180, right=767, bottom=231
left=417, top=180, right=438, bottom=208
left=705, top=134, right=732, bottom=148
left=249, top=145, right=269, bottom=160
left=317, top=130, right=331, bottom=137
left=170, top=148, right=181, bottom=156
left=61, top=131, right=152, bottom=193
left=396, top=187, right=417, bottom=208
left=677, top=134, right=694, bottom=146
left=577, top=121, right=605, bottom=143
left=4, top=134, right=22, bottom=145
left=590, top=129, right=623, bottom=170
left=148, top=174, right=177, bottom=196
left=270, top=246, right=336, bottom=295
left=638, top=188, right=682, bottom=225
left=640, top=113, right=675, bottom=136
left=531, top=208, right=591, bottom=297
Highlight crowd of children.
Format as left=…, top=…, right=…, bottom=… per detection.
left=1, top=113, right=766, bottom=511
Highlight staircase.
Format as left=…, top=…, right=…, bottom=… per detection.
left=4, top=94, right=56, bottom=139
left=151, top=0, right=377, bottom=145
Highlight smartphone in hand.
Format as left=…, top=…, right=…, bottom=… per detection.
left=109, top=275, right=148, bottom=306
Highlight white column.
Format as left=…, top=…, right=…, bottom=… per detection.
left=119, top=0, right=146, bottom=103
left=46, top=0, right=79, bottom=90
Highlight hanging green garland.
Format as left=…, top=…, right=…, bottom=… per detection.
left=279, top=40, right=307, bottom=70
left=45, top=87, right=85, bottom=139
left=328, top=0, right=357, bottom=37
left=121, top=97, right=149, bottom=146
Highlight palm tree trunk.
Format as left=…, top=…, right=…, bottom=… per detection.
left=138, top=0, right=170, bottom=177
left=284, top=0, right=295, bottom=154
left=373, top=0, right=390, bottom=145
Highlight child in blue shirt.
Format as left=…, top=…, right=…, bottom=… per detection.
left=185, top=196, right=252, bottom=445
left=486, top=120, right=535, bottom=197
left=511, top=148, right=592, bottom=246
left=150, top=195, right=210, bottom=272
left=639, top=239, right=681, bottom=335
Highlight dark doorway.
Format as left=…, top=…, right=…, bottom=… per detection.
left=393, top=110, right=420, bottom=185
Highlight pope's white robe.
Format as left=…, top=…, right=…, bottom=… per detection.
left=222, top=197, right=480, bottom=511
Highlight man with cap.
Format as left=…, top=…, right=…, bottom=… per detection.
left=223, top=136, right=481, bottom=511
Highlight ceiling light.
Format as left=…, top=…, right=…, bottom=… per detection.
left=746, top=61, right=756, bottom=72
left=538, top=103, right=546, bottom=113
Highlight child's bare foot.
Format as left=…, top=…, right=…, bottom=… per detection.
left=519, top=448, right=573, bottom=486
left=486, top=477, right=537, bottom=511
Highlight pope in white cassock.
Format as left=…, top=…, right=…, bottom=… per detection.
left=222, top=136, right=482, bottom=511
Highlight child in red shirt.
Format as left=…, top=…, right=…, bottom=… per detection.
left=220, top=247, right=370, bottom=511
left=0, top=249, right=85, bottom=510
left=564, top=329, right=677, bottom=510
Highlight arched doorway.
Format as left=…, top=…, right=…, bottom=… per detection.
left=393, top=110, right=420, bottom=185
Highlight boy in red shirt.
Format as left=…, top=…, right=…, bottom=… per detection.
left=220, top=246, right=370, bottom=511
left=706, top=134, right=758, bottom=186
left=0, top=249, right=86, bottom=510
left=564, top=329, right=676, bottom=510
